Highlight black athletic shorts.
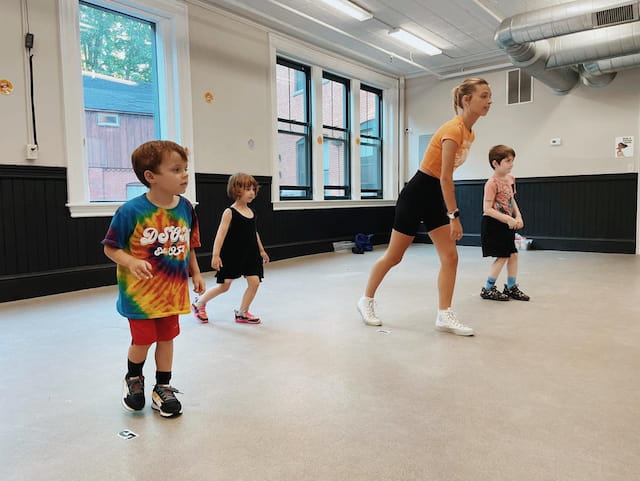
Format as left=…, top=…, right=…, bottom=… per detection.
left=481, top=215, right=517, bottom=257
left=392, top=170, right=449, bottom=236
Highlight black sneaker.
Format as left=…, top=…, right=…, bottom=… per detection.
left=122, top=375, right=145, bottom=412
left=503, top=284, right=530, bottom=301
left=480, top=286, right=510, bottom=301
left=152, top=384, right=183, bottom=417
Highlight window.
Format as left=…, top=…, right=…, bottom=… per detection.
left=96, top=113, right=120, bottom=127
left=270, top=34, right=399, bottom=208
left=507, top=68, right=533, bottom=105
left=293, top=70, right=306, bottom=95
left=359, top=84, right=382, bottom=199
left=59, top=0, right=194, bottom=217
left=126, top=182, right=147, bottom=199
left=80, top=2, right=159, bottom=202
left=276, top=57, right=312, bottom=200
left=322, top=72, right=350, bottom=199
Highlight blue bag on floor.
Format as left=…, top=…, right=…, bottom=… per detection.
left=354, top=233, right=374, bottom=252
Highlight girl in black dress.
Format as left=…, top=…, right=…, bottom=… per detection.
left=191, top=173, right=269, bottom=324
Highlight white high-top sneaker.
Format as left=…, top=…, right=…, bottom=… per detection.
left=435, top=308, right=474, bottom=336
left=357, top=296, right=382, bottom=326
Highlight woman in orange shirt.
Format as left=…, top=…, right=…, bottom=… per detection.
left=357, top=77, right=492, bottom=336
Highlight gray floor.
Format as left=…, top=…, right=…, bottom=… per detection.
left=1, top=245, right=639, bottom=481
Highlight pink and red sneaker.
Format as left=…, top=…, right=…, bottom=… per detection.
left=234, top=310, right=261, bottom=324
left=191, top=301, right=209, bottom=323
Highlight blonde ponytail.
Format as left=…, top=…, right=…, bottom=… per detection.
left=452, top=77, right=488, bottom=114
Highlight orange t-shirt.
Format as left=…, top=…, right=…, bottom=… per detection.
left=419, top=115, right=475, bottom=178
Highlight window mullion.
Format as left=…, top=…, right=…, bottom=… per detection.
left=310, top=65, right=324, bottom=201
left=351, top=78, right=361, bottom=200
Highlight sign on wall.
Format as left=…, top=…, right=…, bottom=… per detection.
left=615, top=136, right=634, bottom=158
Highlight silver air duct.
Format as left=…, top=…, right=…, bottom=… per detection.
left=495, top=0, right=640, bottom=94
left=581, top=52, right=640, bottom=85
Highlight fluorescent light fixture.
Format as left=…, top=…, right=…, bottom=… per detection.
left=320, top=0, right=373, bottom=21
left=388, top=28, right=442, bottom=56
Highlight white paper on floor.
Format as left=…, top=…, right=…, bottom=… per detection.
left=118, top=429, right=138, bottom=440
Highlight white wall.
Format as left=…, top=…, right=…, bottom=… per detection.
left=3, top=1, right=639, bottom=184
left=188, top=2, right=272, bottom=175
left=1, top=0, right=66, bottom=167
left=0, top=0, right=272, bottom=175
left=404, top=69, right=640, bottom=181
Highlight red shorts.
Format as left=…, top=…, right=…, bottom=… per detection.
left=128, top=315, right=180, bottom=345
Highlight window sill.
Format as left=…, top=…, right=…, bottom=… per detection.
left=273, top=199, right=395, bottom=211
left=67, top=198, right=199, bottom=218
left=66, top=202, right=123, bottom=218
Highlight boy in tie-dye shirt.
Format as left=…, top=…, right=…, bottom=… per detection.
left=102, top=140, right=205, bottom=418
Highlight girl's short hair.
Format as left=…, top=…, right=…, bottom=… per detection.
left=131, top=140, right=188, bottom=187
left=227, top=173, right=260, bottom=199
left=452, top=77, right=489, bottom=114
left=488, top=144, right=516, bottom=169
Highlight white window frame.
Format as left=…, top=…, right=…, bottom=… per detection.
left=58, top=0, right=195, bottom=217
left=269, top=34, right=399, bottom=210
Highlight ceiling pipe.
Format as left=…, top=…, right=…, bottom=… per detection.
left=500, top=38, right=580, bottom=94
left=581, top=52, right=640, bottom=85
left=546, top=21, right=640, bottom=67
left=494, top=0, right=640, bottom=94
left=495, top=0, right=633, bottom=46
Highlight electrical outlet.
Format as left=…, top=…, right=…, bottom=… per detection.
left=26, top=144, right=38, bottom=160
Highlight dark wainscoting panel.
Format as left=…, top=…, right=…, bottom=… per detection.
left=194, top=173, right=395, bottom=270
left=0, top=166, right=115, bottom=302
left=0, top=168, right=394, bottom=301
left=452, top=173, right=637, bottom=254
left=1, top=167, right=636, bottom=302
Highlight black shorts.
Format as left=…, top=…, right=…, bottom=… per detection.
left=392, top=170, right=449, bottom=236
left=481, top=216, right=517, bottom=258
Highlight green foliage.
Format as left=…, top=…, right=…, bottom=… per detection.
left=79, top=3, right=154, bottom=82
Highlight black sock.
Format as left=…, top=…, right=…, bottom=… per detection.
left=156, top=371, right=172, bottom=385
left=127, top=359, right=145, bottom=378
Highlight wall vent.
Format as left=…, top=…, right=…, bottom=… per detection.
left=506, top=69, right=533, bottom=105
left=593, top=4, right=638, bottom=27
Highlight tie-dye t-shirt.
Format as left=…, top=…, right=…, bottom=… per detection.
left=102, top=194, right=201, bottom=319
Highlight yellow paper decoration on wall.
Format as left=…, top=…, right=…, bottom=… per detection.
left=0, top=79, right=14, bottom=95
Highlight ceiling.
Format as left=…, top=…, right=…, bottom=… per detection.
left=199, top=0, right=579, bottom=78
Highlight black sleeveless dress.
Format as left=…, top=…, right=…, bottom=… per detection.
left=216, top=207, right=264, bottom=284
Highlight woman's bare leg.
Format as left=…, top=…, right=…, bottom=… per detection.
left=428, top=225, right=473, bottom=335
left=364, top=229, right=415, bottom=298
left=428, top=225, right=459, bottom=310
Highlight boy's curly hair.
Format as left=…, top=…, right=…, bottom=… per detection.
left=131, top=140, right=189, bottom=187
left=227, top=173, right=260, bottom=199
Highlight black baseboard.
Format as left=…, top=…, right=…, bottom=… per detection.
left=415, top=231, right=634, bottom=253
left=521, top=236, right=635, bottom=253
left=0, top=265, right=116, bottom=303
